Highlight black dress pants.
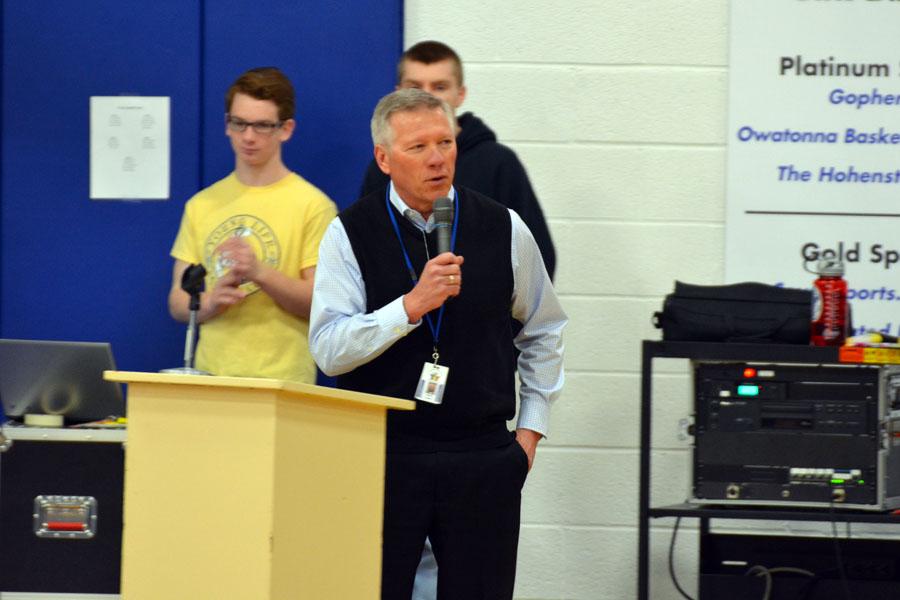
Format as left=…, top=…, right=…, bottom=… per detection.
left=381, top=440, right=529, bottom=600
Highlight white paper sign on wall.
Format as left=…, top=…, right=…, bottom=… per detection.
left=89, top=96, right=170, bottom=200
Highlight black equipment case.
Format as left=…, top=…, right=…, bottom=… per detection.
left=0, top=425, right=125, bottom=597
left=654, top=281, right=812, bottom=344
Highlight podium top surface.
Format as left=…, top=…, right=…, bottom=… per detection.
left=104, top=370, right=415, bottom=411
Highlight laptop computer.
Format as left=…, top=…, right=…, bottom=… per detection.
left=0, top=339, right=125, bottom=423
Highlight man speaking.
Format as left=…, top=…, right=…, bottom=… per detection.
left=309, top=89, right=566, bottom=599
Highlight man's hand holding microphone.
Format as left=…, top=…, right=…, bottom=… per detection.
left=402, top=197, right=461, bottom=324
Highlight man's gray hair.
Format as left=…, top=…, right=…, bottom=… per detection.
left=370, top=88, right=456, bottom=147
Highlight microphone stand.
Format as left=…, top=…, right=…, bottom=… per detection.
left=161, top=264, right=210, bottom=375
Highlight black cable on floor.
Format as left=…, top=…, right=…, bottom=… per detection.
left=668, top=516, right=697, bottom=600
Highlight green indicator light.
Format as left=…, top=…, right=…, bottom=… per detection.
left=831, top=479, right=845, bottom=484
left=859, top=480, right=865, bottom=484
left=737, top=384, right=760, bottom=397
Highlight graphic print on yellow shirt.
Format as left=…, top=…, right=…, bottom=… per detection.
left=204, top=214, right=281, bottom=297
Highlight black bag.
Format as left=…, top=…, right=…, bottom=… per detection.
left=652, top=281, right=811, bottom=344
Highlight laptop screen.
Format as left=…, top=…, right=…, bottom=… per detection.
left=0, top=339, right=125, bottom=423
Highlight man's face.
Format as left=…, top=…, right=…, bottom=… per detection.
left=225, top=93, right=295, bottom=169
left=375, top=107, right=457, bottom=214
left=398, top=59, right=466, bottom=111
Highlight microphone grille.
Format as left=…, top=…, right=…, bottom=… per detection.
left=433, top=196, right=453, bottom=225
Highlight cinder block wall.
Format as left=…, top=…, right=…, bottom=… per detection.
left=405, top=2, right=728, bottom=598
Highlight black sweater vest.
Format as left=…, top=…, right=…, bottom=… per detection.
left=337, top=187, right=515, bottom=452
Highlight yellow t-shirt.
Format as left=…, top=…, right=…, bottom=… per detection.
left=170, top=172, right=337, bottom=383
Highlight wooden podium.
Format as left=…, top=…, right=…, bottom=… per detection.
left=104, top=371, right=414, bottom=600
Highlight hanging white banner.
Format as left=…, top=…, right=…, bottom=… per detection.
left=726, top=0, right=900, bottom=336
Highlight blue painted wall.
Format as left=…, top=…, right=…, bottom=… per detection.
left=1, top=1, right=402, bottom=373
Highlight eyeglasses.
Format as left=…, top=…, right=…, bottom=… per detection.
left=225, top=115, right=284, bottom=134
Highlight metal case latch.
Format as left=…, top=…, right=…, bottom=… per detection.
left=33, top=495, right=98, bottom=539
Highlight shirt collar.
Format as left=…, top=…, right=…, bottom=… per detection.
left=389, top=182, right=456, bottom=233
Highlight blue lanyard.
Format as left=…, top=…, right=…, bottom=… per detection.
left=385, top=187, right=460, bottom=348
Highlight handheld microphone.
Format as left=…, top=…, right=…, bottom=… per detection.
left=433, top=196, right=454, bottom=254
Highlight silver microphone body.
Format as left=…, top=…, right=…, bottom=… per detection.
left=433, top=196, right=454, bottom=254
